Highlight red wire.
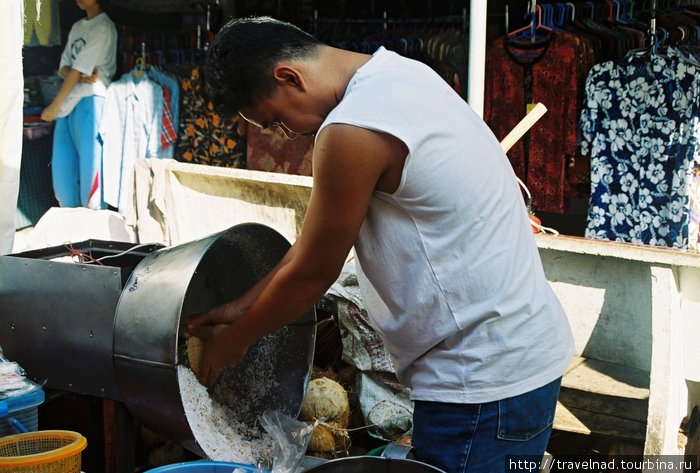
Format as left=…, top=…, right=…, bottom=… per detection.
left=63, top=243, right=104, bottom=265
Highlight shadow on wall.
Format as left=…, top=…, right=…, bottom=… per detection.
left=539, top=248, right=653, bottom=372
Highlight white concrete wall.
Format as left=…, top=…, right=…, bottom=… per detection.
left=536, top=235, right=700, bottom=381
left=536, top=234, right=700, bottom=457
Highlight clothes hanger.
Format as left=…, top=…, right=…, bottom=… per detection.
left=612, top=0, right=630, bottom=23
left=155, top=50, right=165, bottom=69
left=507, top=4, right=553, bottom=42
left=132, top=43, right=148, bottom=78
left=565, top=2, right=576, bottom=22
left=540, top=4, right=564, bottom=31
left=553, top=3, right=569, bottom=28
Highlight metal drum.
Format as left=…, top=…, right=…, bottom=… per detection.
left=113, top=223, right=316, bottom=447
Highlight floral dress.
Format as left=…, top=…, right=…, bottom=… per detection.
left=580, top=49, right=700, bottom=250
left=175, top=66, right=246, bottom=168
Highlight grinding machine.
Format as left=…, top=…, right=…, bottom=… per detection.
left=0, top=223, right=316, bottom=454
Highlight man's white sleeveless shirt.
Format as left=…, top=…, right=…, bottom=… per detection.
left=316, top=47, right=574, bottom=403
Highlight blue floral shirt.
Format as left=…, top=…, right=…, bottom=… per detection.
left=580, top=48, right=700, bottom=249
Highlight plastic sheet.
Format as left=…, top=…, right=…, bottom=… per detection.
left=0, top=348, right=41, bottom=399
left=258, top=410, right=317, bottom=473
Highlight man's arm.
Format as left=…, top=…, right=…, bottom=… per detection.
left=186, top=124, right=407, bottom=385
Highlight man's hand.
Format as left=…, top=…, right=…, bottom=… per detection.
left=41, top=103, right=60, bottom=122
left=187, top=322, right=249, bottom=386
left=185, top=301, right=243, bottom=331
left=184, top=302, right=250, bottom=386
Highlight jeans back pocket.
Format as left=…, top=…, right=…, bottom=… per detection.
left=497, top=377, right=562, bottom=441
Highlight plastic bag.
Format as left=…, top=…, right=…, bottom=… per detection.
left=0, top=347, right=41, bottom=399
left=258, top=410, right=317, bottom=473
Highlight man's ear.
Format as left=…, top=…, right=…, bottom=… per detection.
left=272, top=65, right=305, bottom=90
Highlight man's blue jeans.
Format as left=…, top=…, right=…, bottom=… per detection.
left=412, top=377, right=562, bottom=473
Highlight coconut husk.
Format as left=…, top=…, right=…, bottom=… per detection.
left=310, top=366, right=344, bottom=385
left=299, top=377, right=350, bottom=427
left=308, top=450, right=335, bottom=460
left=308, top=424, right=336, bottom=453
left=325, top=420, right=351, bottom=451
left=335, top=364, right=356, bottom=391
left=306, top=421, right=351, bottom=459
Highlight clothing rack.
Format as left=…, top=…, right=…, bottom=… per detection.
left=313, top=4, right=489, bottom=117
left=119, top=26, right=210, bottom=74
left=313, top=10, right=469, bottom=34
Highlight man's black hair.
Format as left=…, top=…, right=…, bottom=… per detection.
left=205, top=16, right=323, bottom=118
left=96, top=0, right=110, bottom=11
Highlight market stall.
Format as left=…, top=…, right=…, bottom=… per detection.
left=2, top=1, right=700, bottom=472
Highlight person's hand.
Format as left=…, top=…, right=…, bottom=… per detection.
left=185, top=302, right=250, bottom=386
left=188, top=322, right=249, bottom=386
left=79, top=69, right=99, bottom=84
left=185, top=301, right=243, bottom=329
left=40, top=103, right=60, bottom=122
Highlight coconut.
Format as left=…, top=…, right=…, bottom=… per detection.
left=187, top=336, right=203, bottom=377
left=306, top=421, right=350, bottom=459
left=299, top=377, right=350, bottom=426
left=307, top=423, right=336, bottom=453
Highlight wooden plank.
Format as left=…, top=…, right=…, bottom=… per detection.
left=563, top=357, right=650, bottom=399
left=558, top=388, right=648, bottom=423
left=553, top=357, right=650, bottom=441
left=554, top=402, right=647, bottom=441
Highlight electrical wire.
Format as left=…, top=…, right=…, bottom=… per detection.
left=95, top=243, right=156, bottom=262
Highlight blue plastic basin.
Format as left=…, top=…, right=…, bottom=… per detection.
left=144, top=461, right=266, bottom=473
left=0, top=388, right=45, bottom=436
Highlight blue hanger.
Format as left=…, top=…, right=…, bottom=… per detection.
left=507, top=5, right=553, bottom=42
left=554, top=3, right=568, bottom=28
left=541, top=4, right=565, bottom=32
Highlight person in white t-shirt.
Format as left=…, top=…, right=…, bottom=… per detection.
left=41, top=0, right=116, bottom=210
left=186, top=17, right=575, bottom=473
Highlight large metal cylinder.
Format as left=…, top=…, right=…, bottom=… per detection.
left=113, top=223, right=316, bottom=445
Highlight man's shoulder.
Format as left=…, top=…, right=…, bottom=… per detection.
left=314, top=123, right=407, bottom=183
left=316, top=123, right=389, bottom=145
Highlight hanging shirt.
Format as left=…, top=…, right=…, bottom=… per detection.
left=57, top=12, right=117, bottom=117
left=147, top=67, right=180, bottom=158
left=99, top=73, right=164, bottom=214
left=318, top=47, right=574, bottom=403
left=23, top=0, right=59, bottom=46
left=580, top=49, right=700, bottom=249
left=485, top=31, right=592, bottom=214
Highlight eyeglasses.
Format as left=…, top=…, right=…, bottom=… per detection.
left=271, top=120, right=299, bottom=141
left=238, top=112, right=299, bottom=141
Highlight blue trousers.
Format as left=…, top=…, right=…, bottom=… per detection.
left=412, top=377, right=562, bottom=473
left=51, top=95, right=105, bottom=209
